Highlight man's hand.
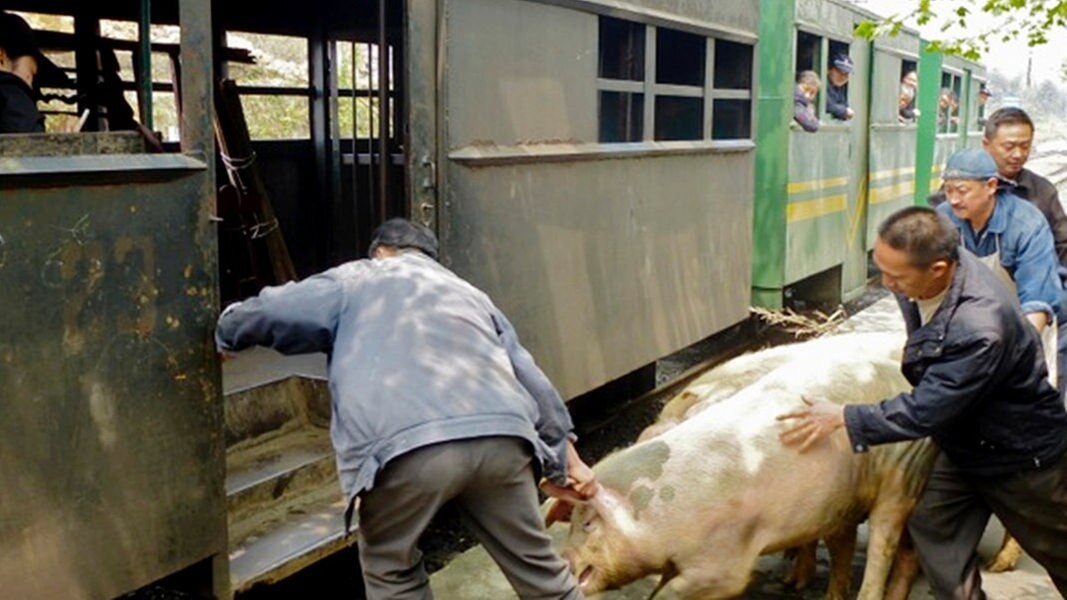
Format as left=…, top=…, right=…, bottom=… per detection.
left=541, top=439, right=598, bottom=502
left=777, top=397, right=846, bottom=452
left=1026, top=311, right=1049, bottom=335
left=846, top=107, right=855, bottom=120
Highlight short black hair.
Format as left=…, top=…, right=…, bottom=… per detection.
left=368, top=218, right=439, bottom=260
left=984, top=106, right=1033, bottom=141
left=877, top=206, right=959, bottom=267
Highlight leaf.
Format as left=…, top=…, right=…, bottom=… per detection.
left=854, top=20, right=878, bottom=39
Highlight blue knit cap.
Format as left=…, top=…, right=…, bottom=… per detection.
left=942, top=148, right=998, bottom=181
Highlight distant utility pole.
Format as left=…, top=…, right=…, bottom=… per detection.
left=1027, top=52, right=1033, bottom=88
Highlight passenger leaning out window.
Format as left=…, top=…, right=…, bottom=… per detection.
left=794, top=70, right=821, bottom=133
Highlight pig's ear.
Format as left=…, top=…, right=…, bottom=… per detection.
left=587, top=485, right=630, bottom=531
left=545, top=498, right=575, bottom=526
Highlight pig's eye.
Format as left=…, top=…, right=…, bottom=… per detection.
left=582, top=518, right=598, bottom=533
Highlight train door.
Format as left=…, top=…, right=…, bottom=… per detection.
left=774, top=1, right=866, bottom=308
left=865, top=35, right=922, bottom=253
left=840, top=33, right=872, bottom=301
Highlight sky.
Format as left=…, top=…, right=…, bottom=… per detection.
left=852, top=0, right=1067, bottom=89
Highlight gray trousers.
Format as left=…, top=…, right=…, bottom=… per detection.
left=908, top=451, right=1067, bottom=599
left=357, top=436, right=582, bottom=600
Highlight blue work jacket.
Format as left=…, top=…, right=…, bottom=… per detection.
left=937, top=189, right=1066, bottom=322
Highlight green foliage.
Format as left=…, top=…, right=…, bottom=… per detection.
left=854, top=0, right=1067, bottom=61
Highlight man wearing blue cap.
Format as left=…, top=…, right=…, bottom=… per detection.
left=935, top=147, right=1066, bottom=394
left=779, top=205, right=1067, bottom=599
left=826, top=54, right=854, bottom=121
left=216, top=218, right=594, bottom=600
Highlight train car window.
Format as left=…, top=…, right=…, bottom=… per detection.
left=795, top=31, right=822, bottom=74
left=597, top=17, right=751, bottom=143
left=712, top=99, right=751, bottom=140
left=599, top=91, right=645, bottom=142
left=826, top=39, right=850, bottom=118
left=898, top=60, right=919, bottom=126
left=714, top=40, right=753, bottom=90
left=974, top=80, right=989, bottom=131
left=336, top=42, right=387, bottom=141
left=655, top=96, right=702, bottom=140
left=656, top=28, right=705, bottom=87
left=227, top=32, right=311, bottom=140
left=711, top=39, right=753, bottom=140
left=937, top=71, right=962, bottom=134
left=950, top=74, right=962, bottom=133
left=599, top=16, right=645, bottom=81
left=795, top=31, right=822, bottom=118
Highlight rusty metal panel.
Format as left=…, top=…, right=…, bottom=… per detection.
left=529, top=0, right=759, bottom=39
left=0, top=132, right=145, bottom=157
left=873, top=28, right=920, bottom=57
left=438, top=0, right=756, bottom=398
left=0, top=162, right=225, bottom=598
left=442, top=152, right=754, bottom=399
left=795, top=0, right=853, bottom=38
left=406, top=0, right=439, bottom=228
left=445, top=0, right=598, bottom=148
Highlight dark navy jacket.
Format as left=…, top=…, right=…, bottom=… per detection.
left=826, top=83, right=850, bottom=120
left=793, top=89, right=819, bottom=132
left=0, top=71, right=43, bottom=133
left=844, top=250, right=1067, bottom=476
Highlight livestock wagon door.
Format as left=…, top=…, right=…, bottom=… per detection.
left=423, top=0, right=760, bottom=399
left=865, top=36, right=922, bottom=251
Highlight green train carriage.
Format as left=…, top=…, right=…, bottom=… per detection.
left=752, top=0, right=986, bottom=309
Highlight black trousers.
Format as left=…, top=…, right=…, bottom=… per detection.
left=908, top=451, right=1067, bottom=599
left=357, top=436, right=582, bottom=600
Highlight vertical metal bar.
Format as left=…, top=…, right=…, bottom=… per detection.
left=366, top=42, right=376, bottom=224
left=139, top=0, right=154, bottom=130
left=818, top=36, right=828, bottom=116
left=310, top=29, right=329, bottom=267
left=351, top=41, right=359, bottom=248
left=377, top=0, right=389, bottom=221
left=74, top=12, right=99, bottom=129
left=180, top=0, right=213, bottom=156
left=643, top=25, right=655, bottom=141
left=703, top=37, right=714, bottom=140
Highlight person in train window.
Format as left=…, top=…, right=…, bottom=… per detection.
left=794, top=70, right=821, bottom=132
left=898, top=83, right=919, bottom=124
left=976, top=85, right=992, bottom=128
left=899, top=70, right=920, bottom=122
left=0, top=11, right=45, bottom=133
left=0, top=11, right=66, bottom=134
left=826, top=54, right=854, bottom=121
left=216, top=218, right=594, bottom=600
left=937, top=88, right=960, bottom=130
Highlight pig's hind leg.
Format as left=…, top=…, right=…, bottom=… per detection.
left=855, top=498, right=912, bottom=600
left=824, top=525, right=858, bottom=600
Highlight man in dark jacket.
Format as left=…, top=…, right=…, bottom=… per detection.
left=217, top=218, right=594, bottom=600
left=826, top=54, right=854, bottom=121
left=0, top=12, right=68, bottom=134
left=779, top=206, right=1067, bottom=599
left=0, top=11, right=45, bottom=133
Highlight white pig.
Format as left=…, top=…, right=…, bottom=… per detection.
left=551, top=349, right=936, bottom=600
